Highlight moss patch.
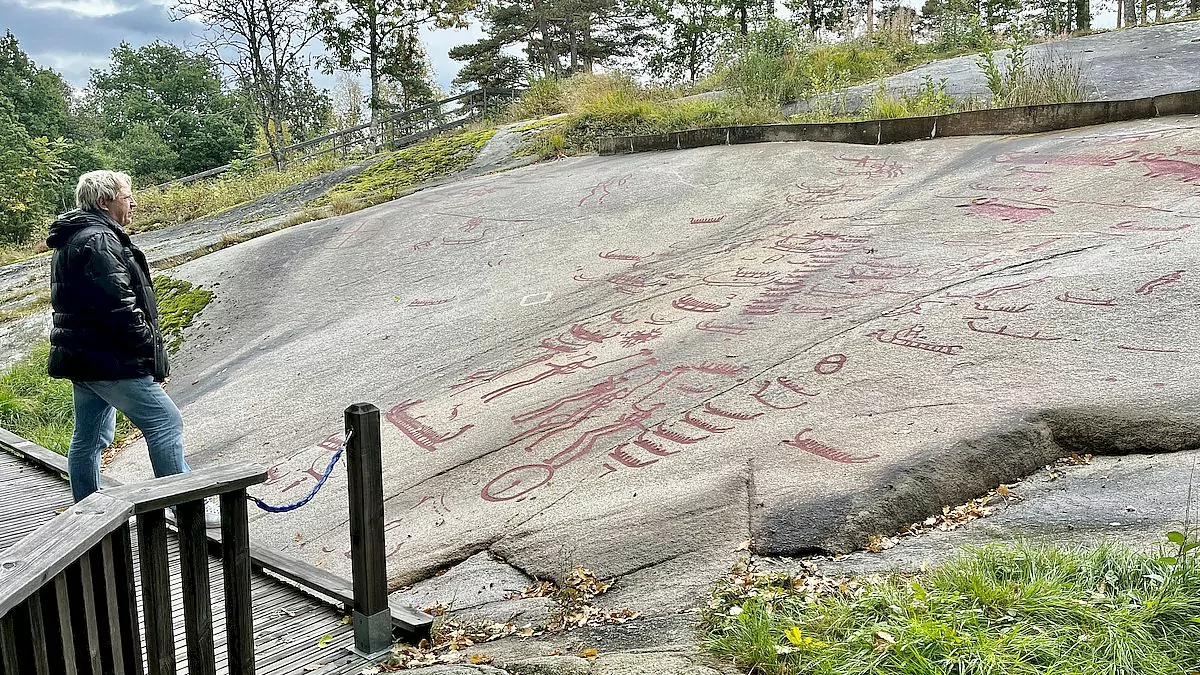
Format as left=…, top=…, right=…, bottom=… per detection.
left=153, top=275, right=214, bottom=354
left=317, top=128, right=497, bottom=205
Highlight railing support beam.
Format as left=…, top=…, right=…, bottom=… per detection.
left=345, top=403, right=391, bottom=657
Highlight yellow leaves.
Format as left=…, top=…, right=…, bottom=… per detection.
left=580, top=648, right=599, bottom=659
left=782, top=626, right=828, bottom=652
left=898, top=484, right=1024, bottom=539
left=469, top=654, right=493, bottom=665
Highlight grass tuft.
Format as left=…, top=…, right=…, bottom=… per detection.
left=703, top=542, right=1200, bottom=674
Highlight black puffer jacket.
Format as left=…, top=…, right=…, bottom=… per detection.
left=45, top=210, right=169, bottom=382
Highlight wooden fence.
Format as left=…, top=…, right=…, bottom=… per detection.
left=154, top=88, right=521, bottom=190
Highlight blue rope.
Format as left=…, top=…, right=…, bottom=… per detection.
left=249, top=443, right=345, bottom=513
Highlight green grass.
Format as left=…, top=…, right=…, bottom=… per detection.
left=703, top=542, right=1200, bottom=674
left=130, top=153, right=345, bottom=233
left=0, top=275, right=214, bottom=454
left=316, top=127, right=496, bottom=206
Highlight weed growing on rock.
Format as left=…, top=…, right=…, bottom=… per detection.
left=703, top=543, right=1200, bottom=674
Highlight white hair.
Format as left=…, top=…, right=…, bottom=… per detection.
left=75, top=170, right=132, bottom=212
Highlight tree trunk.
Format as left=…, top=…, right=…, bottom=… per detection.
left=866, top=0, right=873, bottom=35
left=1075, top=0, right=1089, bottom=30
left=739, top=1, right=748, bottom=35
left=1124, top=0, right=1137, bottom=25
left=569, top=13, right=578, bottom=73
left=1155, top=0, right=1162, bottom=22
left=582, top=19, right=593, bottom=73
left=1140, top=0, right=1147, bottom=24
left=1116, top=0, right=1122, bottom=27
left=368, top=7, right=380, bottom=153
left=531, top=0, right=560, bottom=77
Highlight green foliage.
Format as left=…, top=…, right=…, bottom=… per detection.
left=0, top=31, right=72, bottom=140
left=979, top=43, right=1091, bottom=107
left=703, top=542, right=1200, bottom=674
left=0, top=99, right=71, bottom=245
left=644, top=0, right=738, bottom=82
left=506, top=77, right=570, bottom=120
left=318, top=128, right=497, bottom=204
left=82, top=41, right=254, bottom=185
left=130, top=153, right=342, bottom=232
left=152, top=275, right=214, bottom=354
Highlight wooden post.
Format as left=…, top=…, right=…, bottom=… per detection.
left=136, top=512, right=175, bottom=675
left=176, top=501, right=216, bottom=675
left=221, top=490, right=255, bottom=675
left=345, top=403, right=391, bottom=657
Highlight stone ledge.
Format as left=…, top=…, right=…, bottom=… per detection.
left=596, top=90, right=1200, bottom=155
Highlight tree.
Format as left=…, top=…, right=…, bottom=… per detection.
left=643, top=0, right=736, bottom=82
left=314, top=0, right=468, bottom=149
left=173, top=0, right=322, bottom=168
left=85, top=42, right=252, bottom=182
left=0, top=31, right=71, bottom=141
left=0, top=99, right=69, bottom=244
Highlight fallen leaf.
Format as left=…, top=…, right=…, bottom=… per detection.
left=734, top=539, right=752, bottom=551
left=340, top=615, right=352, bottom=625
left=469, top=654, right=494, bottom=665
left=581, top=648, right=599, bottom=659
left=317, top=634, right=333, bottom=648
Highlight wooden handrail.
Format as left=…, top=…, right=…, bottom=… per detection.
left=100, top=462, right=267, bottom=513
left=0, top=493, right=132, bottom=617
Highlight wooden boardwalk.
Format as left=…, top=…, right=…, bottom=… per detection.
left=0, top=446, right=385, bottom=675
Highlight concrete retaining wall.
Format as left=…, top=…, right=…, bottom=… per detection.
left=596, top=90, right=1200, bottom=155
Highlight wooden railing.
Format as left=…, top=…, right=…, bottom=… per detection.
left=0, top=463, right=267, bottom=675
left=154, top=88, right=522, bottom=189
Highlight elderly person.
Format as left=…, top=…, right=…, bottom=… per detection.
left=46, top=170, right=217, bottom=526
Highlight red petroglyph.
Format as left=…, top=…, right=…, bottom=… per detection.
left=573, top=272, right=603, bottom=282
left=944, top=278, right=1045, bottom=300
left=600, top=250, right=645, bottom=261
left=690, top=216, right=726, bottom=224
left=974, top=301, right=1034, bottom=313
left=621, top=329, right=662, bottom=347
left=673, top=295, right=731, bottom=313
left=462, top=216, right=485, bottom=232
left=412, top=239, right=433, bottom=251
left=607, top=274, right=661, bottom=295
left=463, top=186, right=499, bottom=197
left=1135, top=270, right=1184, bottom=295
left=882, top=300, right=947, bottom=317
left=870, top=325, right=964, bottom=355
left=1135, top=238, right=1183, bottom=251
left=1110, top=221, right=1192, bottom=232
left=481, top=464, right=554, bottom=502
left=838, top=265, right=914, bottom=280
left=694, top=362, right=747, bottom=376
left=783, top=429, right=879, bottom=463
left=696, top=320, right=760, bottom=335
left=681, top=411, right=734, bottom=433
left=1020, top=237, right=1063, bottom=252
left=815, top=354, right=847, bottom=375
left=570, top=323, right=619, bottom=344
left=386, top=400, right=475, bottom=452
left=741, top=305, right=781, bottom=316
left=1055, top=292, right=1116, bottom=307
left=578, top=175, right=631, bottom=207
left=962, top=198, right=1053, bottom=223
left=608, top=444, right=658, bottom=468
left=750, top=380, right=807, bottom=410
left=833, top=155, right=905, bottom=179
left=786, top=182, right=871, bottom=208
left=776, top=376, right=819, bottom=397
left=1131, top=154, right=1200, bottom=184
left=609, top=310, right=637, bottom=324
left=993, top=150, right=1137, bottom=167
left=1116, top=344, right=1182, bottom=353
left=449, top=404, right=461, bottom=421
left=965, top=320, right=1062, bottom=341
left=652, top=422, right=709, bottom=444
left=408, top=297, right=455, bottom=307
left=704, top=402, right=764, bottom=420
left=634, top=434, right=678, bottom=456
left=646, top=313, right=679, bottom=325
left=703, top=269, right=778, bottom=287
left=966, top=258, right=1003, bottom=271
left=1047, top=197, right=1175, bottom=213
left=483, top=351, right=652, bottom=403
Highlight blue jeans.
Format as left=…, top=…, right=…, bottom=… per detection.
left=68, top=377, right=190, bottom=502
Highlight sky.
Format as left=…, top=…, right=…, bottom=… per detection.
left=1, top=0, right=1119, bottom=96
left=0, top=0, right=484, bottom=93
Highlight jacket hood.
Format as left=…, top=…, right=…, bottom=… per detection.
left=46, top=209, right=121, bottom=249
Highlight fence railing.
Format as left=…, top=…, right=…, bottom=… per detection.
left=155, top=88, right=521, bottom=190
left=0, top=463, right=266, bottom=675
left=0, top=404, right=430, bottom=673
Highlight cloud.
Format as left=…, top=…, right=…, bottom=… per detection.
left=12, top=0, right=130, bottom=17
left=421, top=22, right=485, bottom=91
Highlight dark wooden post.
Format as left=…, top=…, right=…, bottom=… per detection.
left=176, top=500, right=216, bottom=675
left=221, top=489, right=255, bottom=674
left=137, top=511, right=176, bottom=675
left=345, top=403, right=391, bottom=657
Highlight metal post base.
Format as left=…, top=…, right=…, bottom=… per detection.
left=347, top=609, right=392, bottom=660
